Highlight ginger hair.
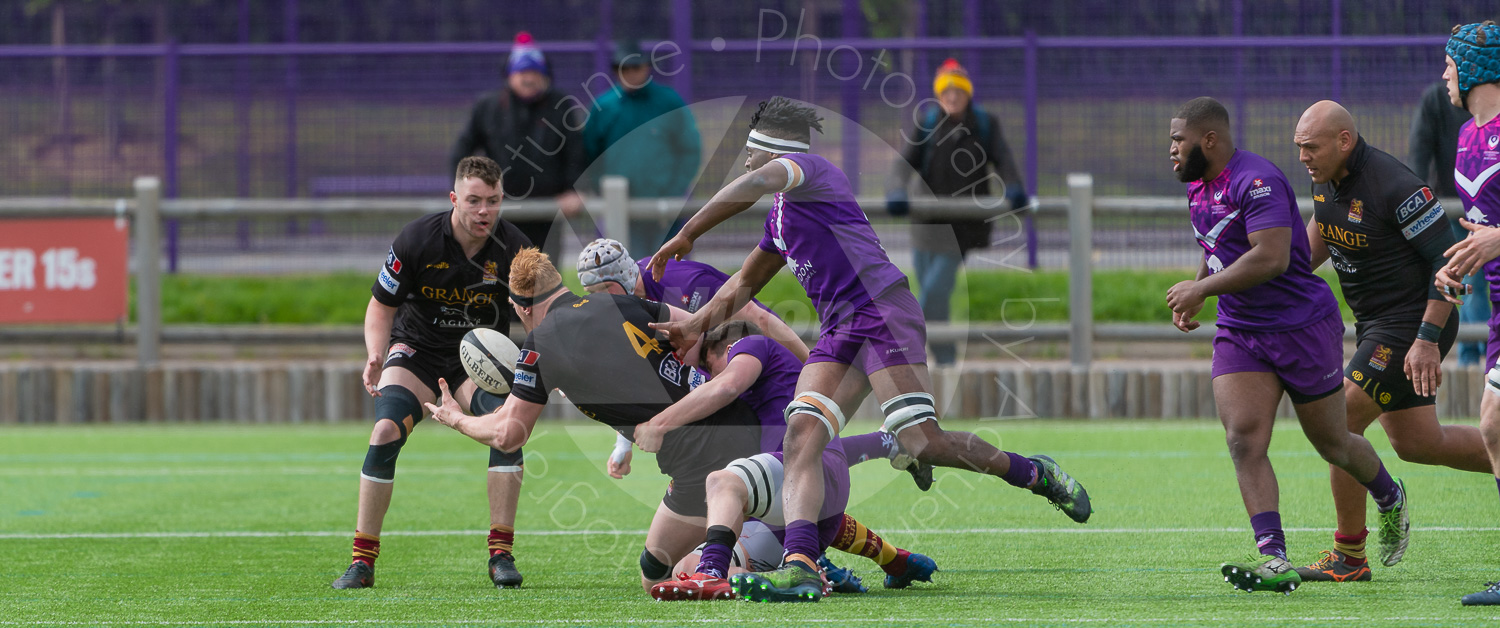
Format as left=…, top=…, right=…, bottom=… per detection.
left=509, top=247, right=562, bottom=297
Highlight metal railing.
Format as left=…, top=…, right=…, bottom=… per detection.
left=0, top=176, right=1478, bottom=369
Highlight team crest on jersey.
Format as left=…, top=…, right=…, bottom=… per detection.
left=1213, top=189, right=1225, bottom=202
left=1490, top=135, right=1499, bottom=149
left=1369, top=344, right=1392, bottom=371
left=426, top=262, right=449, bottom=270
left=482, top=260, right=499, bottom=285
left=386, top=248, right=402, bottom=273
left=1347, top=199, right=1363, bottom=224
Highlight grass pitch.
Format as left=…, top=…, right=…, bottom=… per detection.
left=1, top=419, right=1496, bottom=627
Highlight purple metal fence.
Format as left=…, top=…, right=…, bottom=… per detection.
left=0, top=0, right=1477, bottom=272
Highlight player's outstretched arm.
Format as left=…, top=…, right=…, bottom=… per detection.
left=732, top=300, right=809, bottom=362
left=424, top=378, right=543, bottom=453
left=633, top=354, right=763, bottom=453
left=653, top=247, right=785, bottom=352
left=362, top=297, right=398, bottom=396
left=648, top=162, right=791, bottom=281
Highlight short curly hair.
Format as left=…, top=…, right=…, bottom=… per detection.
left=749, top=96, right=825, bottom=143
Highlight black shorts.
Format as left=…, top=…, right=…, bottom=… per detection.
left=1346, top=316, right=1458, bottom=412
left=383, top=337, right=469, bottom=401
left=657, top=422, right=760, bottom=518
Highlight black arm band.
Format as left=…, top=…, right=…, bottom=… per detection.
left=1417, top=321, right=1442, bottom=343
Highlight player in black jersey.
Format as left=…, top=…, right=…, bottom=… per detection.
left=331, top=157, right=534, bottom=591
left=1295, top=101, right=1493, bottom=581
left=424, top=248, right=762, bottom=593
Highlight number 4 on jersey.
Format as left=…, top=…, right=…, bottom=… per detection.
left=622, top=321, right=662, bottom=359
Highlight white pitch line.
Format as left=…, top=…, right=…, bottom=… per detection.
left=2, top=526, right=1497, bottom=540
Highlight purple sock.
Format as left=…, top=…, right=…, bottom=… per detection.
left=782, top=519, right=821, bottom=564
left=1002, top=452, right=1039, bottom=489
left=837, top=431, right=896, bottom=465
left=1495, top=476, right=1500, bottom=500
left=695, top=526, right=737, bottom=579
left=1249, top=511, right=1287, bottom=560
left=1362, top=463, right=1402, bottom=511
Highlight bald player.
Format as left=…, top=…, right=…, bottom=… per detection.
left=1166, top=96, right=1409, bottom=594
left=1295, top=100, right=1488, bottom=583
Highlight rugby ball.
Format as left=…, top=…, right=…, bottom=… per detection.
left=460, top=328, right=522, bottom=396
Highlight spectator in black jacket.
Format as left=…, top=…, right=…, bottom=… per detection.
left=450, top=32, right=587, bottom=259
left=887, top=59, right=1028, bottom=365
left=1409, top=81, right=1484, bottom=365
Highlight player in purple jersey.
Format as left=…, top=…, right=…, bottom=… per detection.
left=576, top=238, right=807, bottom=361
left=1165, top=97, right=1408, bottom=595
left=645, top=321, right=937, bottom=600
left=1430, top=21, right=1500, bottom=607
left=649, top=97, right=1091, bottom=601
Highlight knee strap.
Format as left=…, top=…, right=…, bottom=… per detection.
left=488, top=447, right=524, bottom=473
left=639, top=547, right=671, bottom=582
left=362, top=386, right=422, bottom=483
left=785, top=392, right=846, bottom=441
left=471, top=388, right=508, bottom=415
left=881, top=393, right=937, bottom=436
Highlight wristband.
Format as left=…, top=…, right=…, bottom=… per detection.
left=1417, top=322, right=1442, bottom=343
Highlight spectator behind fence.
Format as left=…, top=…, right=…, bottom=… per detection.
left=583, top=40, right=703, bottom=256
left=886, top=58, right=1028, bottom=366
left=450, top=31, right=587, bottom=259
left=1409, top=80, right=1484, bottom=365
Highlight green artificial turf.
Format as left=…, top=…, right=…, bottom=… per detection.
left=1, top=419, right=1495, bottom=626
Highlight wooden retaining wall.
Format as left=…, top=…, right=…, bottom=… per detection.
left=0, top=361, right=1488, bottom=424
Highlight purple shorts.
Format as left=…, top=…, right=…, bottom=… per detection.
left=1211, top=312, right=1345, bottom=403
left=808, top=286, right=928, bottom=376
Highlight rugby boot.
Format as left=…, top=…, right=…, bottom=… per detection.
left=1029, top=455, right=1092, bottom=523
left=1221, top=553, right=1301, bottom=594
left=489, top=552, right=523, bottom=589
left=731, top=559, right=830, bottom=603
left=882, top=552, right=938, bottom=589
left=1462, top=581, right=1500, bottom=606
left=650, top=572, right=735, bottom=601
left=816, top=555, right=867, bottom=594
left=1293, top=549, right=1371, bottom=582
left=1376, top=478, right=1410, bottom=567
left=331, top=561, right=374, bottom=589
left=890, top=445, right=935, bottom=492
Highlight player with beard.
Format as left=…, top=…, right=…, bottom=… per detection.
left=650, top=97, right=1091, bottom=602
left=1430, top=20, right=1500, bottom=606
left=1166, top=97, right=1408, bottom=594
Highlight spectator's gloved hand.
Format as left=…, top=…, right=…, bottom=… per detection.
left=1006, top=187, right=1030, bottom=212
left=886, top=189, right=911, bottom=217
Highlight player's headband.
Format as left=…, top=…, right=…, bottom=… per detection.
left=509, top=284, right=563, bottom=308
left=746, top=130, right=809, bottom=154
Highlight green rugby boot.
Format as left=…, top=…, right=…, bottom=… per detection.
left=730, top=560, right=830, bottom=603
left=1376, top=478, right=1410, bottom=567
left=1221, top=553, right=1301, bottom=594
left=1029, top=455, right=1092, bottom=523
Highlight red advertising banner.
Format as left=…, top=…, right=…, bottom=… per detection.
left=0, top=218, right=130, bottom=323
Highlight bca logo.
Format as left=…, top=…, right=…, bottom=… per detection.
left=386, top=248, right=402, bottom=273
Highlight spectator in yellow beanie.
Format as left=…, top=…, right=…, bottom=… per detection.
left=887, top=58, right=1027, bottom=365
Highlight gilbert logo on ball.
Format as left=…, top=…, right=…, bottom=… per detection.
left=460, top=328, right=522, bottom=395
